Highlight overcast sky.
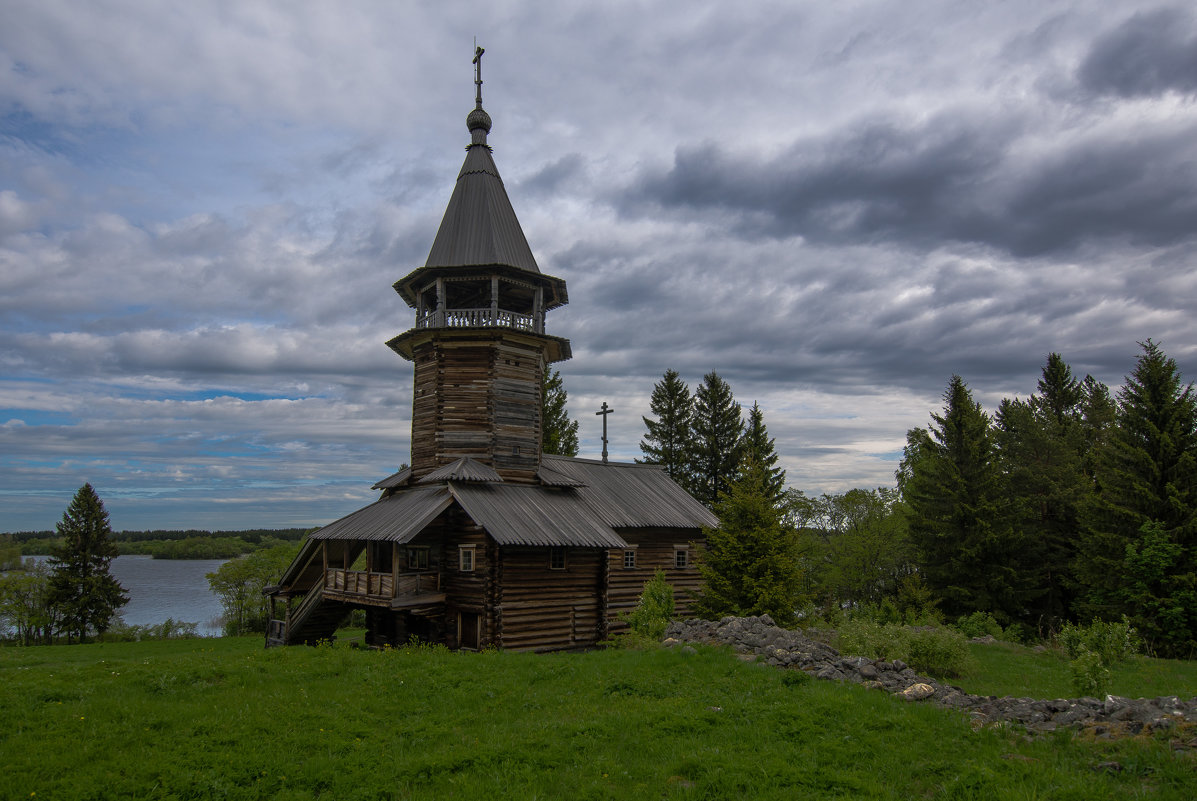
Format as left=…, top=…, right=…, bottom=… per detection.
left=3, top=1, right=1196, bottom=532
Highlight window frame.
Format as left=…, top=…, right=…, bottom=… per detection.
left=407, top=546, right=430, bottom=571
left=459, top=545, right=476, bottom=573
left=674, top=546, right=690, bottom=569
left=622, top=549, right=637, bottom=569
left=549, top=547, right=567, bottom=570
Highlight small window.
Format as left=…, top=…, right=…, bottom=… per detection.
left=459, top=546, right=475, bottom=573
left=549, top=547, right=566, bottom=570
left=674, top=549, right=689, bottom=569
left=407, top=547, right=429, bottom=570
left=622, top=550, right=636, bottom=569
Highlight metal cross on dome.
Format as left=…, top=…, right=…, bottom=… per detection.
left=596, top=401, right=614, bottom=464
left=473, top=42, right=484, bottom=108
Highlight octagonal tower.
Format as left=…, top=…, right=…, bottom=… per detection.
left=387, top=51, right=571, bottom=482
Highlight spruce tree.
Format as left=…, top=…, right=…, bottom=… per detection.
left=46, top=484, right=128, bottom=643
left=638, top=369, right=693, bottom=484
left=541, top=369, right=579, bottom=457
left=1079, top=374, right=1116, bottom=480
left=742, top=402, right=786, bottom=505
left=1035, top=352, right=1084, bottom=426
left=688, top=372, right=743, bottom=508
left=694, top=458, right=804, bottom=625
left=905, top=376, right=1030, bottom=623
left=995, top=354, right=1090, bottom=630
left=1079, top=341, right=1197, bottom=656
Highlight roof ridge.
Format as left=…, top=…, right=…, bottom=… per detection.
left=544, top=454, right=664, bottom=470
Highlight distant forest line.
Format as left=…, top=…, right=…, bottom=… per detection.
left=1, top=528, right=310, bottom=561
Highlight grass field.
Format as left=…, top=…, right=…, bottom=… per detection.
left=950, top=640, right=1197, bottom=700
left=2, top=636, right=1194, bottom=800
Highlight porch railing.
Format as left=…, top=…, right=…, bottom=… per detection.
left=324, top=569, right=441, bottom=600
left=415, top=307, right=539, bottom=333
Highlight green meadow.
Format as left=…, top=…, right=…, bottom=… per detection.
left=2, top=636, right=1194, bottom=800
left=953, top=640, right=1197, bottom=701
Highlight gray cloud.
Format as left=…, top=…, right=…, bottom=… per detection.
left=1078, top=7, right=1197, bottom=97
left=623, top=109, right=1197, bottom=258
left=2, top=1, right=1197, bottom=529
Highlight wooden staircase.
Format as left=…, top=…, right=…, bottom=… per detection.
left=265, top=585, right=353, bottom=647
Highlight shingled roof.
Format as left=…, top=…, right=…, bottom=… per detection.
left=303, top=455, right=716, bottom=553
left=424, top=145, right=540, bottom=274
left=541, top=455, right=720, bottom=530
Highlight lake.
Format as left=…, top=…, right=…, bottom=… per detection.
left=27, top=554, right=229, bottom=637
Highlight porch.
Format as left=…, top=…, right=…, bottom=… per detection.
left=322, top=568, right=446, bottom=608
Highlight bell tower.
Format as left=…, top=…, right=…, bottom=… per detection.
left=387, top=47, right=571, bottom=483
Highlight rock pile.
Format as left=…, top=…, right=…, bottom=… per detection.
left=664, top=615, right=1197, bottom=737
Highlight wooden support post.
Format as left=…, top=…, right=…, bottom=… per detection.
left=491, top=276, right=499, bottom=324
left=322, top=541, right=328, bottom=582
left=392, top=544, right=400, bottom=598
left=435, top=277, right=445, bottom=326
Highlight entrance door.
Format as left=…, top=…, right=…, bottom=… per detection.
left=459, top=612, right=480, bottom=650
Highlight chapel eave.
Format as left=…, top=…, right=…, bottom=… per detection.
left=392, top=263, right=568, bottom=310
left=385, top=326, right=572, bottom=364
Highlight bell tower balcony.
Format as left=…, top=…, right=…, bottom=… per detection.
left=412, top=274, right=546, bottom=334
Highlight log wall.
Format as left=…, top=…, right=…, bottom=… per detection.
left=496, top=546, right=606, bottom=651
left=408, top=334, right=546, bottom=482
left=606, top=528, right=704, bottom=635
left=490, top=340, right=544, bottom=479
left=435, top=508, right=497, bottom=649
left=359, top=514, right=707, bottom=649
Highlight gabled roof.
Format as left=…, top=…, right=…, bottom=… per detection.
left=311, top=487, right=454, bottom=542
left=307, top=480, right=627, bottom=549
left=372, top=467, right=411, bottom=490
left=305, top=457, right=714, bottom=551
left=541, top=455, right=720, bottom=530
left=424, top=145, right=540, bottom=274
left=418, top=456, right=503, bottom=484
left=536, top=460, right=587, bottom=487
left=450, top=483, right=628, bottom=548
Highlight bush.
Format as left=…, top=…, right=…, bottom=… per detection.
left=1057, top=617, right=1139, bottom=665
left=1000, top=621, right=1033, bottom=645
left=904, top=627, right=975, bottom=678
left=99, top=618, right=200, bottom=642
left=836, top=618, right=899, bottom=661
left=954, top=612, right=1004, bottom=640
left=1057, top=617, right=1139, bottom=697
left=618, top=570, right=676, bottom=647
left=1069, top=649, right=1111, bottom=697
left=836, top=619, right=975, bottom=677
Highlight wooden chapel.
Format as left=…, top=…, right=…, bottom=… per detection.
left=265, top=51, right=716, bottom=651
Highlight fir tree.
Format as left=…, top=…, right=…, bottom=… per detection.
left=1079, top=341, right=1197, bottom=656
left=688, top=372, right=743, bottom=508
left=896, top=426, right=932, bottom=499
left=995, top=354, right=1090, bottom=630
left=46, top=484, right=128, bottom=643
left=741, top=402, right=786, bottom=505
left=1079, top=374, right=1116, bottom=481
left=694, top=459, right=805, bottom=625
left=905, top=376, right=1030, bottom=623
left=1035, top=352, right=1084, bottom=426
left=638, top=369, right=693, bottom=484
left=541, top=369, right=579, bottom=457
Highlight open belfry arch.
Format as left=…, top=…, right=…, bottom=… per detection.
left=266, top=49, right=716, bottom=651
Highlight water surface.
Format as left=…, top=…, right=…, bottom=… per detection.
left=27, top=554, right=229, bottom=637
